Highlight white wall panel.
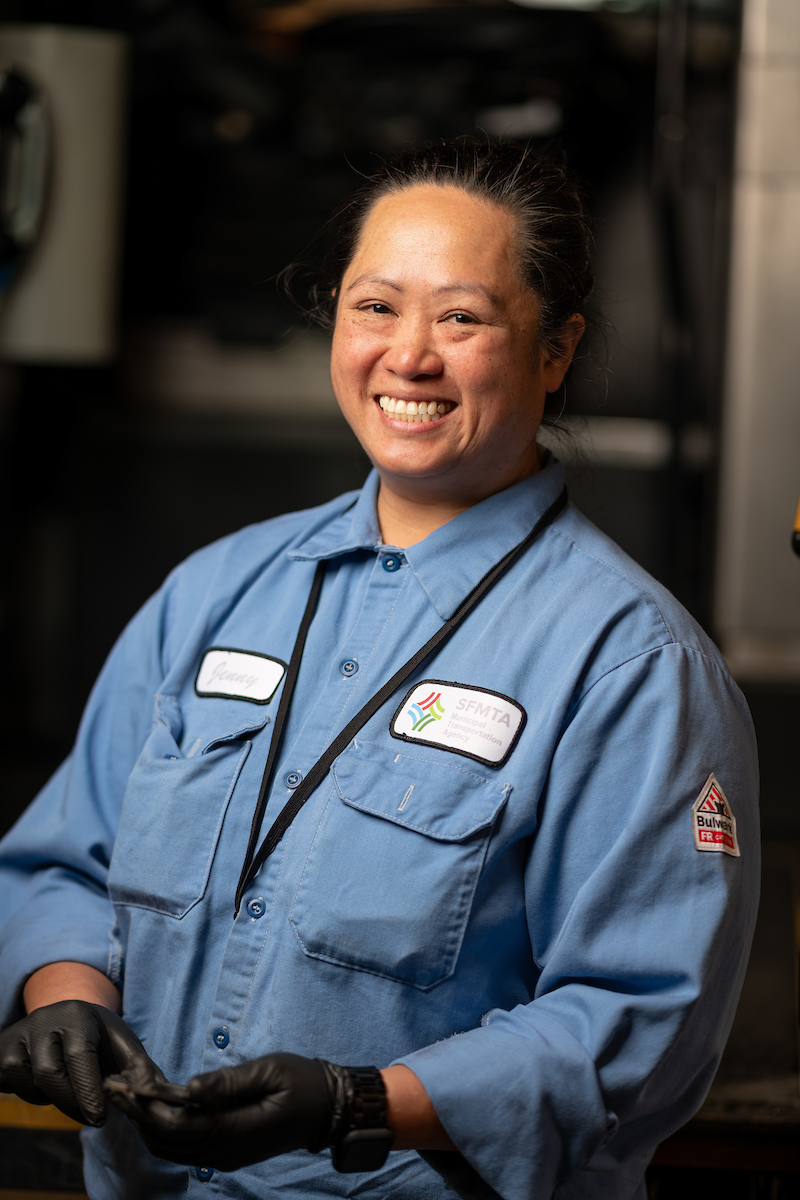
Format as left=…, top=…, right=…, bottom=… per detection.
left=716, top=0, right=800, bottom=680
left=0, top=26, right=127, bottom=363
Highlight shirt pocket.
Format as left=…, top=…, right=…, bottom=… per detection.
left=289, top=739, right=510, bottom=990
left=107, top=694, right=269, bottom=918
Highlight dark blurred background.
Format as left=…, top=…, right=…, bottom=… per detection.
left=0, top=1, right=799, bottom=1196
left=0, top=0, right=752, bottom=821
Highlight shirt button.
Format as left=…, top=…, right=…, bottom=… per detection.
left=195, top=1166, right=214, bottom=1182
left=213, top=1026, right=229, bottom=1049
left=382, top=555, right=401, bottom=572
left=340, top=659, right=359, bottom=677
left=283, top=770, right=302, bottom=788
left=246, top=897, right=266, bottom=919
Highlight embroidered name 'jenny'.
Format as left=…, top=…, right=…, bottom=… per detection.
left=206, top=662, right=260, bottom=690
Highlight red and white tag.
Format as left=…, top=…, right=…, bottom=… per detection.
left=692, top=774, right=740, bottom=857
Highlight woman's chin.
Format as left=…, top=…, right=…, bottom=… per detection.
left=371, top=445, right=463, bottom=487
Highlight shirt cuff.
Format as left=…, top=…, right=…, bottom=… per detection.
left=0, top=892, right=121, bottom=1025
left=394, top=1006, right=609, bottom=1200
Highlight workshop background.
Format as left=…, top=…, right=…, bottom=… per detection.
left=0, top=0, right=798, bottom=1197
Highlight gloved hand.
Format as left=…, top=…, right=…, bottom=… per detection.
left=107, top=1052, right=342, bottom=1171
left=0, top=999, right=158, bottom=1126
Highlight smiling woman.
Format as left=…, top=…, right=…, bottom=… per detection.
left=0, top=139, right=759, bottom=1200
left=290, top=141, right=591, bottom=543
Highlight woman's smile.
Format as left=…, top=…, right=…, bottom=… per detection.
left=376, top=395, right=454, bottom=423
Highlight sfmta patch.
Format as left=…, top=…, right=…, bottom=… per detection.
left=390, top=680, right=526, bottom=767
left=692, top=773, right=740, bottom=857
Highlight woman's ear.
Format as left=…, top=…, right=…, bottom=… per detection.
left=543, top=315, right=586, bottom=393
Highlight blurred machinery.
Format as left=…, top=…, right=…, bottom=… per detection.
left=0, top=62, right=48, bottom=280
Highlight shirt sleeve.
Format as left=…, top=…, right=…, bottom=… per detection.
left=0, top=585, right=171, bottom=1025
left=396, top=642, right=760, bottom=1200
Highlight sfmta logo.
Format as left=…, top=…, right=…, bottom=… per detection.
left=408, top=690, right=445, bottom=731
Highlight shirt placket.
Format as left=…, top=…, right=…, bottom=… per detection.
left=197, top=549, right=412, bottom=1108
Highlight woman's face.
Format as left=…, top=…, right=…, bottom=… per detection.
left=331, top=184, right=579, bottom=508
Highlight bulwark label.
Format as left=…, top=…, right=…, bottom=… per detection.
left=692, top=773, right=740, bottom=857
left=390, top=680, right=526, bottom=767
left=195, top=648, right=286, bottom=704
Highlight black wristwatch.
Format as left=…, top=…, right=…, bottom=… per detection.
left=329, top=1065, right=394, bottom=1173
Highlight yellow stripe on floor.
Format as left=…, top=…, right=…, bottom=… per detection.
left=0, top=1094, right=81, bottom=1130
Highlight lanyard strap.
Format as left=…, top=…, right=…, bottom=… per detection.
left=234, top=485, right=568, bottom=916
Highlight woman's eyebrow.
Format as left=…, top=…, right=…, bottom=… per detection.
left=344, top=276, right=501, bottom=306
left=346, top=274, right=402, bottom=292
left=435, top=283, right=501, bottom=306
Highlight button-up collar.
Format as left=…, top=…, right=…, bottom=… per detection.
left=290, top=456, right=566, bottom=620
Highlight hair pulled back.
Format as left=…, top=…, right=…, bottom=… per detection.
left=284, top=137, right=594, bottom=361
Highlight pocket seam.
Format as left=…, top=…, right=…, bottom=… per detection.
left=364, top=743, right=506, bottom=787
left=335, top=786, right=509, bottom=841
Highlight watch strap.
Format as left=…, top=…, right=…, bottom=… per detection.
left=320, top=1062, right=394, bottom=1173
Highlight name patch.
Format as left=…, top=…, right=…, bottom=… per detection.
left=692, top=773, right=740, bottom=857
left=391, top=680, right=526, bottom=767
left=195, top=648, right=286, bottom=704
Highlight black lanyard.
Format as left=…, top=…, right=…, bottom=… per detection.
left=234, top=485, right=568, bottom=916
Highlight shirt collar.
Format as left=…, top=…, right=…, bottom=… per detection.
left=289, top=471, right=383, bottom=561
left=290, top=456, right=566, bottom=621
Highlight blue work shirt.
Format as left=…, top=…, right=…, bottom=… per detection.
left=0, top=458, right=759, bottom=1200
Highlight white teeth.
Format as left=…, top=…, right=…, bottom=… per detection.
left=377, top=396, right=452, bottom=422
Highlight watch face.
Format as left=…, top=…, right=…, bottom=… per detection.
left=333, top=1129, right=395, bottom=1174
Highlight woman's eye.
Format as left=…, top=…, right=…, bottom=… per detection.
left=360, top=303, right=393, bottom=315
left=445, top=312, right=478, bottom=325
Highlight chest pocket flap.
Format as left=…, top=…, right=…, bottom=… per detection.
left=333, top=742, right=508, bottom=839
left=290, top=739, right=510, bottom=989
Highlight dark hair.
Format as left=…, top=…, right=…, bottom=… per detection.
left=282, top=138, right=594, bottom=363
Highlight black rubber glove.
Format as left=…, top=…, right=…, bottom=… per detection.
left=0, top=999, right=157, bottom=1126
left=107, top=1052, right=340, bottom=1171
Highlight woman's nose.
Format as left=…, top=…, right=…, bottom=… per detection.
left=382, top=322, right=443, bottom=379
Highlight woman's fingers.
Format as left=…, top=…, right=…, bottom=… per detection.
left=0, top=1002, right=164, bottom=1128
left=107, top=1087, right=223, bottom=1163
left=188, top=1058, right=283, bottom=1109
left=44, top=1022, right=106, bottom=1125
left=0, top=1025, right=49, bottom=1108
left=0, top=1005, right=104, bottom=1124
